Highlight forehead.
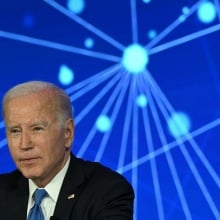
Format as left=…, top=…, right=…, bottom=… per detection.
left=5, top=92, right=56, bottom=124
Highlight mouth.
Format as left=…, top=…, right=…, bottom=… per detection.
left=20, top=157, right=40, bottom=165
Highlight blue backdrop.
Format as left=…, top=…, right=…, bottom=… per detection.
left=0, top=0, right=220, bottom=219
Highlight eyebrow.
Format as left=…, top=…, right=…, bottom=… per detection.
left=6, top=120, right=49, bottom=130
left=30, top=121, right=49, bottom=127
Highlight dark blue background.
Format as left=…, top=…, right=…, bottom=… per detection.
left=0, top=0, right=220, bottom=219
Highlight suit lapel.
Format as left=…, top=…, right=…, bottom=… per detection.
left=52, top=154, right=86, bottom=220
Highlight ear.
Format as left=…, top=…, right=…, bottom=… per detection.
left=64, top=118, right=74, bottom=150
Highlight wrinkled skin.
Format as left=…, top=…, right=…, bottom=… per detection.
left=4, top=91, right=74, bottom=187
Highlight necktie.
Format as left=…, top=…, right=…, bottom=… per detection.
left=28, top=188, right=47, bottom=220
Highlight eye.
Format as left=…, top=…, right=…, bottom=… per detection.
left=9, top=128, right=21, bottom=136
left=33, top=126, right=44, bottom=132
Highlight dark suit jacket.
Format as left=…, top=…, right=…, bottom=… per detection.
left=0, top=154, right=134, bottom=220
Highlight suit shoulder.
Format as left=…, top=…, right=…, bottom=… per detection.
left=71, top=158, right=134, bottom=218
left=0, top=169, right=22, bottom=187
left=82, top=159, right=133, bottom=190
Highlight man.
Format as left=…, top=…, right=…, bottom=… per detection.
left=0, top=80, right=134, bottom=220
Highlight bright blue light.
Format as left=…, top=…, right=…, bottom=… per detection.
left=58, top=64, right=74, bottom=85
left=148, top=30, right=157, bottom=39
left=122, top=44, right=149, bottom=74
left=67, top=0, right=85, bottom=14
left=182, top=7, right=189, bottom=15
left=84, top=38, right=94, bottom=49
left=197, top=1, right=216, bottom=24
left=167, top=112, right=191, bottom=138
left=178, top=7, right=189, bottom=23
left=96, top=115, right=111, bottom=132
left=143, top=0, right=151, bottom=3
left=136, top=94, right=148, bottom=108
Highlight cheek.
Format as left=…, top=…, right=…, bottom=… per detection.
left=50, top=145, right=66, bottom=158
left=43, top=140, right=66, bottom=160
left=7, top=140, right=18, bottom=158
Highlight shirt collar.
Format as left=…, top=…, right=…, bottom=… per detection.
left=28, top=155, right=70, bottom=203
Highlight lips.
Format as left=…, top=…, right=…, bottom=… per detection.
left=20, top=157, right=40, bottom=164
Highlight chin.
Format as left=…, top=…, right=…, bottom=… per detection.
left=19, top=166, right=42, bottom=180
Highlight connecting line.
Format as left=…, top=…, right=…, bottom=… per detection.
left=43, top=0, right=125, bottom=51
left=143, top=108, right=165, bottom=220
left=144, top=70, right=220, bottom=188
left=0, top=121, right=5, bottom=129
left=69, top=65, right=119, bottom=102
left=130, top=0, right=138, bottom=43
left=74, top=68, right=123, bottom=126
left=177, top=139, right=220, bottom=219
left=146, top=0, right=204, bottom=49
left=117, top=78, right=133, bottom=169
left=149, top=23, right=220, bottom=55
left=147, top=73, right=192, bottom=220
left=76, top=126, right=96, bottom=158
left=0, top=30, right=121, bottom=62
left=95, top=71, right=131, bottom=162
left=65, top=64, right=121, bottom=95
left=0, top=138, right=7, bottom=149
left=138, top=74, right=165, bottom=220
left=0, top=122, right=7, bottom=149
left=75, top=69, right=124, bottom=157
left=75, top=71, right=129, bottom=159
left=213, top=0, right=220, bottom=22
left=182, top=134, right=220, bottom=188
left=131, top=77, right=139, bottom=220
left=117, top=117, right=220, bottom=173
left=148, top=78, right=192, bottom=219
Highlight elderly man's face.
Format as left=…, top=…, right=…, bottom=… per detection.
left=4, top=91, right=74, bottom=187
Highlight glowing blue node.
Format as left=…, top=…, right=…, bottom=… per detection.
left=197, top=1, right=216, bottom=24
left=178, top=15, right=185, bottom=23
left=179, top=7, right=189, bottom=23
left=122, top=44, right=149, bottom=74
left=58, top=64, right=74, bottom=85
left=136, top=94, right=148, bottom=108
left=84, top=38, right=94, bottom=48
left=96, top=115, right=111, bottom=133
left=167, top=112, right=191, bottom=138
left=67, top=0, right=85, bottom=14
left=143, top=0, right=151, bottom=3
left=182, top=6, right=189, bottom=15
left=148, top=30, right=157, bottom=39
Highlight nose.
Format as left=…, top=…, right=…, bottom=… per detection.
left=20, top=131, right=33, bottom=150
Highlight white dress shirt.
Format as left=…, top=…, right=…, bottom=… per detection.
left=27, top=156, right=70, bottom=220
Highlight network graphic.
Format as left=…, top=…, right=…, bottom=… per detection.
left=0, top=0, right=220, bottom=219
